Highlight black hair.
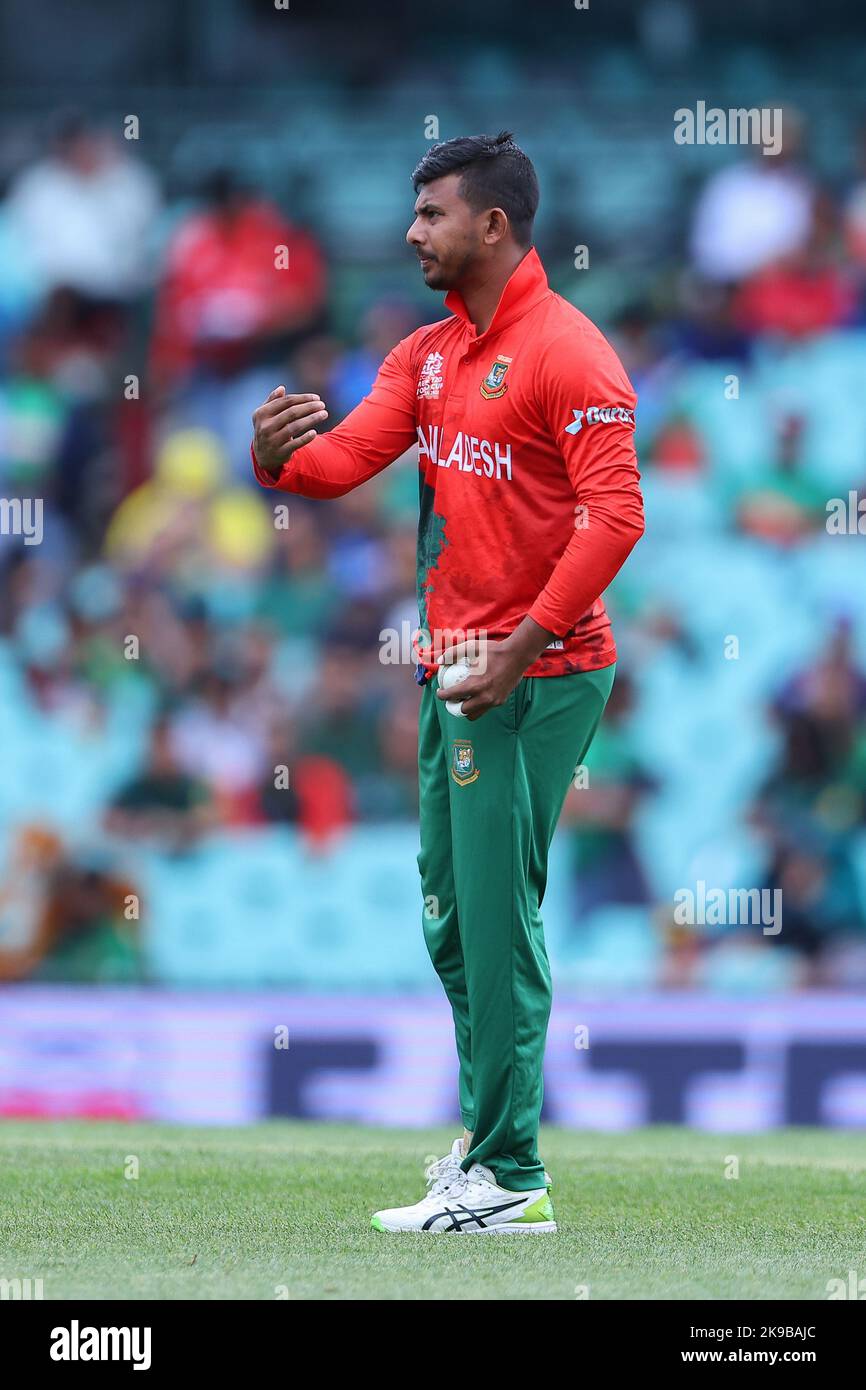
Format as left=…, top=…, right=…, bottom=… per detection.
left=411, top=131, right=539, bottom=248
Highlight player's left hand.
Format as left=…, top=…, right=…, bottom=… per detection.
left=435, top=636, right=525, bottom=721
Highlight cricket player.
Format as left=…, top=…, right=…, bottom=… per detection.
left=251, top=132, right=644, bottom=1233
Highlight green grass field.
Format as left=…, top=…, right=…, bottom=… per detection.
left=1, top=1121, right=865, bottom=1300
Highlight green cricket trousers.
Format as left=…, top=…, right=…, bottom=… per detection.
left=417, top=661, right=616, bottom=1192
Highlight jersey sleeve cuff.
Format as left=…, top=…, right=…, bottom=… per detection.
left=527, top=597, right=572, bottom=639
left=251, top=441, right=287, bottom=489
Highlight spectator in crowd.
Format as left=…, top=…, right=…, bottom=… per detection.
left=104, top=427, right=275, bottom=587
left=759, top=832, right=865, bottom=974
left=735, top=412, right=829, bottom=545
left=168, top=668, right=270, bottom=819
left=732, top=192, right=855, bottom=338
left=761, top=621, right=866, bottom=819
left=105, top=716, right=215, bottom=851
left=0, top=829, right=142, bottom=984
left=150, top=169, right=327, bottom=470
left=150, top=169, right=326, bottom=389
left=4, top=111, right=160, bottom=303
left=689, top=108, right=815, bottom=283
left=32, top=856, right=142, bottom=984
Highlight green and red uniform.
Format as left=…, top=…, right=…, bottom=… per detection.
left=254, top=247, right=643, bottom=1189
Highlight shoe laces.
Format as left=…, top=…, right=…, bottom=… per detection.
left=424, top=1153, right=468, bottom=1198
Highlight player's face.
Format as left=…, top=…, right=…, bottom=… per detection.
left=406, top=174, right=487, bottom=290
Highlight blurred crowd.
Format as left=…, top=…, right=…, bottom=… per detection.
left=2, top=102, right=866, bottom=989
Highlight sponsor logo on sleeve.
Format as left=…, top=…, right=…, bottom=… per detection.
left=565, top=405, right=635, bottom=435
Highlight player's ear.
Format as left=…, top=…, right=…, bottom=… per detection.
left=484, top=207, right=509, bottom=245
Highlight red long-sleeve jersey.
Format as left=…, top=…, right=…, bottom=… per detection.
left=253, top=246, right=644, bottom=682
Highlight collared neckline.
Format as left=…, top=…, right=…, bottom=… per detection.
left=444, top=245, right=550, bottom=342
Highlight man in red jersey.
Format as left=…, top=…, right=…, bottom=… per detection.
left=251, top=132, right=644, bottom=1234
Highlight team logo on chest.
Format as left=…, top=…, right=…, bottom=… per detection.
left=451, top=740, right=479, bottom=786
left=479, top=354, right=512, bottom=399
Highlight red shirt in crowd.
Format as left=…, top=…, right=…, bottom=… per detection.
left=152, top=199, right=326, bottom=384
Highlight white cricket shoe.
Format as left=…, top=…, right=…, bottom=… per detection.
left=371, top=1160, right=556, bottom=1234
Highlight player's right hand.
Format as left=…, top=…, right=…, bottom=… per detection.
left=252, top=386, right=329, bottom=476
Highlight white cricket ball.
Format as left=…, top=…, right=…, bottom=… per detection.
left=437, top=657, right=473, bottom=717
